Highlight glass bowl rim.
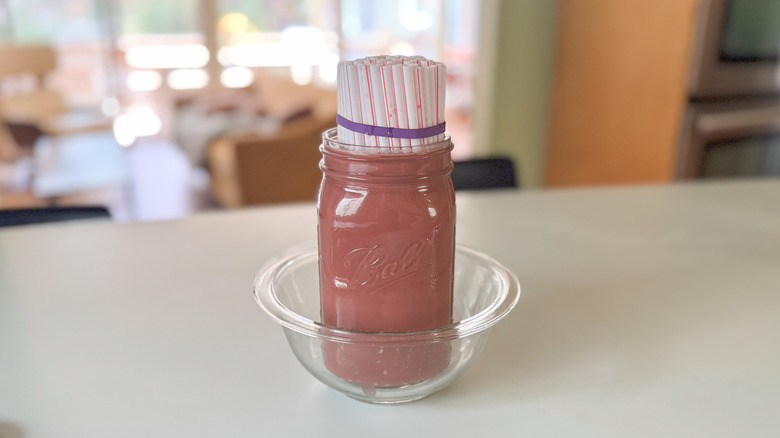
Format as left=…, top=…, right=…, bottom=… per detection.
left=253, top=243, right=520, bottom=344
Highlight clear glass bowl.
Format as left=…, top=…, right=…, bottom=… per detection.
left=253, top=244, right=520, bottom=404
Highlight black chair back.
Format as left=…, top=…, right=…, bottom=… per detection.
left=0, top=206, right=111, bottom=227
left=451, top=157, right=518, bottom=191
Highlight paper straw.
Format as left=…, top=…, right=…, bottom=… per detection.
left=345, top=62, right=365, bottom=146
left=416, top=66, right=433, bottom=146
left=436, top=63, right=446, bottom=142
left=391, top=63, right=411, bottom=152
left=336, top=62, right=351, bottom=146
left=421, top=66, right=436, bottom=145
left=368, top=63, right=391, bottom=151
left=336, top=62, right=343, bottom=141
left=357, top=62, right=379, bottom=148
left=381, top=64, right=401, bottom=151
left=343, top=63, right=357, bottom=146
left=403, top=64, right=423, bottom=152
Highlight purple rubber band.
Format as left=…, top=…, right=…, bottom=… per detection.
left=336, top=114, right=445, bottom=139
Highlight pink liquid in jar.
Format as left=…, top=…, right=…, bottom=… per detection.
left=317, top=129, right=455, bottom=387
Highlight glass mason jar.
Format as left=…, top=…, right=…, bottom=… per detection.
left=317, top=128, right=456, bottom=387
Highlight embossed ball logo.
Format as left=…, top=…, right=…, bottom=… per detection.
left=344, top=240, right=433, bottom=291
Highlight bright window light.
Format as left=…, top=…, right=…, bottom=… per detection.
left=113, top=105, right=163, bottom=147
left=101, top=97, right=120, bottom=117
left=113, top=115, right=136, bottom=147
left=219, top=26, right=328, bottom=68
left=221, top=66, right=254, bottom=88
left=399, top=0, right=434, bottom=31
left=219, top=12, right=250, bottom=34
left=125, top=44, right=209, bottom=69
left=167, top=69, right=209, bottom=90
left=290, top=65, right=313, bottom=85
left=127, top=106, right=162, bottom=137
left=390, top=41, right=415, bottom=57
left=318, top=51, right=339, bottom=84
left=219, top=43, right=289, bottom=67
left=126, top=70, right=162, bottom=92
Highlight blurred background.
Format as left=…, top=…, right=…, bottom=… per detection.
left=0, top=0, right=778, bottom=222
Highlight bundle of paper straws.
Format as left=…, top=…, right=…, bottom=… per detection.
left=336, top=55, right=446, bottom=153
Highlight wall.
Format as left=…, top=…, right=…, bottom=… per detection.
left=473, top=0, right=558, bottom=189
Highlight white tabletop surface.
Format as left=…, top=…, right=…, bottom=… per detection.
left=1, top=180, right=779, bottom=437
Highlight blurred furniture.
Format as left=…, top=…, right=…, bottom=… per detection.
left=0, top=190, right=46, bottom=209
left=0, top=116, right=20, bottom=161
left=0, top=44, right=113, bottom=140
left=0, top=45, right=125, bottom=213
left=1, top=124, right=128, bottom=213
left=194, top=76, right=337, bottom=208
left=0, top=111, right=45, bottom=209
left=451, top=157, right=518, bottom=191
left=678, top=98, right=780, bottom=179
left=676, top=0, right=780, bottom=180
left=2, top=180, right=780, bottom=436
left=0, top=206, right=110, bottom=227
left=32, top=131, right=130, bottom=200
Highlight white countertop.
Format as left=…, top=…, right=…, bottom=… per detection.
left=2, top=180, right=779, bottom=437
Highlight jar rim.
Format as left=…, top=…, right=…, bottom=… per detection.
left=322, top=128, right=452, bottom=157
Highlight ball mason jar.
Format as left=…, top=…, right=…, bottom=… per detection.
left=317, top=128, right=456, bottom=387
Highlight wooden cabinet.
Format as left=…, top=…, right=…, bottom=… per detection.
left=545, top=0, right=699, bottom=187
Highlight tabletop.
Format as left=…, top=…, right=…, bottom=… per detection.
left=1, top=180, right=779, bottom=437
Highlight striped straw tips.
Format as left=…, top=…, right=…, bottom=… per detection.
left=335, top=55, right=446, bottom=153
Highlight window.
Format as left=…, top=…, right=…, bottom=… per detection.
left=1, top=0, right=107, bottom=107
left=341, top=0, right=442, bottom=59
left=0, top=0, right=479, bottom=156
left=117, top=0, right=206, bottom=91
left=216, top=0, right=339, bottom=86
